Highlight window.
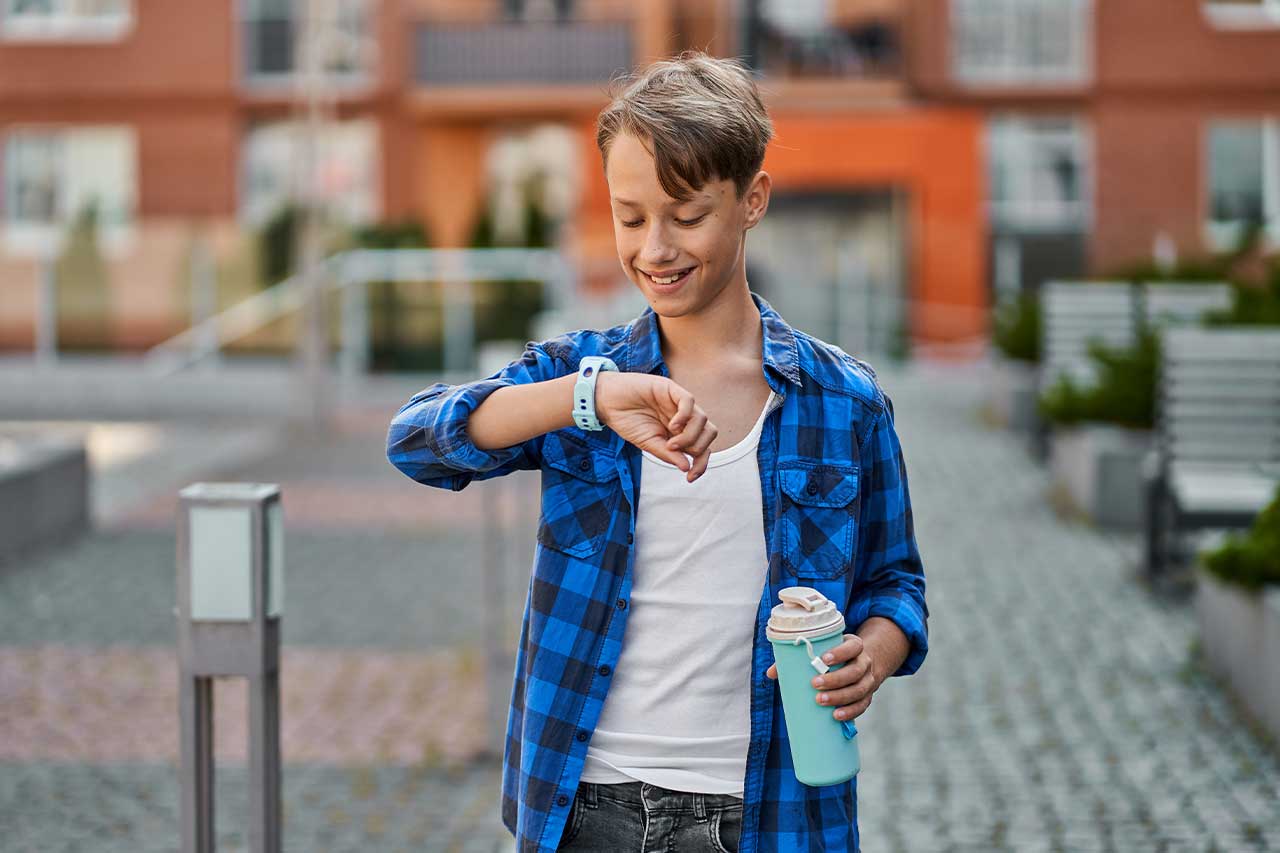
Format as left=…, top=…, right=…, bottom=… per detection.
left=240, top=0, right=375, bottom=89
left=240, top=119, right=379, bottom=229
left=951, top=0, right=1091, bottom=86
left=1205, top=119, right=1279, bottom=249
left=1203, top=0, right=1280, bottom=29
left=987, top=115, right=1090, bottom=232
left=2, top=126, right=136, bottom=254
left=0, top=0, right=132, bottom=41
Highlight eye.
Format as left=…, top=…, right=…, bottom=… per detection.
left=676, top=215, right=707, bottom=227
left=620, top=219, right=643, bottom=228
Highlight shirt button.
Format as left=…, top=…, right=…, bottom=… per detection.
left=626, top=533, right=633, bottom=544
left=599, top=665, right=612, bottom=677
left=557, top=794, right=569, bottom=807
left=616, top=599, right=627, bottom=611
left=806, top=481, right=819, bottom=496
left=576, top=730, right=588, bottom=742
left=579, top=458, right=591, bottom=472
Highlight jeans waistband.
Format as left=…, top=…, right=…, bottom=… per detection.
left=578, top=780, right=743, bottom=815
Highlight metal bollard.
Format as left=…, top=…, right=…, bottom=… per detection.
left=176, top=483, right=284, bottom=853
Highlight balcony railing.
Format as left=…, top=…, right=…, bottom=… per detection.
left=413, top=21, right=632, bottom=86
left=744, top=1, right=903, bottom=81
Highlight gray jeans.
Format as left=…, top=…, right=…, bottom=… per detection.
left=556, top=781, right=743, bottom=852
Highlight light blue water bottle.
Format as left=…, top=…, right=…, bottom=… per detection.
left=767, top=587, right=860, bottom=786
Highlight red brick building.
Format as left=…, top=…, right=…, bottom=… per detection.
left=1, top=1, right=1276, bottom=354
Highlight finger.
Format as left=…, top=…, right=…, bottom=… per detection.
left=834, top=695, right=872, bottom=721
left=668, top=410, right=707, bottom=450
left=821, top=634, right=863, bottom=667
left=816, top=670, right=876, bottom=709
left=681, top=420, right=719, bottom=458
left=667, top=388, right=695, bottom=433
left=686, top=447, right=710, bottom=483
left=814, top=655, right=865, bottom=691
left=766, top=663, right=777, bottom=680
left=644, top=438, right=692, bottom=472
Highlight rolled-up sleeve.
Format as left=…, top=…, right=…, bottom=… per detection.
left=386, top=340, right=563, bottom=491
left=845, top=395, right=929, bottom=677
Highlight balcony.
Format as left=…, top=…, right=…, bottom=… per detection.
left=740, top=0, right=907, bottom=107
left=414, top=20, right=631, bottom=86
left=744, top=0, right=903, bottom=79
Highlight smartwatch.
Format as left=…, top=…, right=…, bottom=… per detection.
left=573, top=356, right=618, bottom=431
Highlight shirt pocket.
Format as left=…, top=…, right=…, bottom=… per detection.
left=537, top=432, right=622, bottom=559
left=778, top=463, right=859, bottom=578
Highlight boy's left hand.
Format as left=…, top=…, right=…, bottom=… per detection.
left=765, top=633, right=879, bottom=721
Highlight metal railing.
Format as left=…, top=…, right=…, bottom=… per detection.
left=413, top=20, right=632, bottom=85
left=143, top=248, right=576, bottom=378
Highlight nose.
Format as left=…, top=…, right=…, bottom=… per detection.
left=639, top=221, right=678, bottom=268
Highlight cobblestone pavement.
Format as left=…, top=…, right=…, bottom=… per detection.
left=2, top=364, right=1279, bottom=852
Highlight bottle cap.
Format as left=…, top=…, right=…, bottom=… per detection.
left=765, top=587, right=844, bottom=641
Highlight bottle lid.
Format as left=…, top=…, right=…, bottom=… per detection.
left=765, top=587, right=844, bottom=641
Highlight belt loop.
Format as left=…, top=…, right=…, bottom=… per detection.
left=694, top=792, right=707, bottom=821
left=584, top=783, right=598, bottom=807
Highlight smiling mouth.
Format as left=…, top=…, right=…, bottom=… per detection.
left=642, top=267, right=695, bottom=286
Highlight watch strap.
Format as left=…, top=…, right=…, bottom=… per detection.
left=573, top=356, right=618, bottom=431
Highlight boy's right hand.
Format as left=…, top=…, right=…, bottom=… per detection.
left=595, top=372, right=718, bottom=482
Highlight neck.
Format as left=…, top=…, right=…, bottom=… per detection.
left=656, top=273, right=762, bottom=368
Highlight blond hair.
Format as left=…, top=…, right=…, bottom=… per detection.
left=596, top=51, right=774, bottom=201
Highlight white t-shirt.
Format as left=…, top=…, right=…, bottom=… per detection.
left=580, top=391, right=778, bottom=796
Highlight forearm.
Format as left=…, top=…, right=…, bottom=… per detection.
left=855, top=616, right=911, bottom=684
left=468, top=373, right=579, bottom=450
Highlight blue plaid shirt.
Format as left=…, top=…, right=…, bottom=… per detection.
left=387, top=293, right=928, bottom=853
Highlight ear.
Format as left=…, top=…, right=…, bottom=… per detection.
left=743, top=170, right=771, bottom=232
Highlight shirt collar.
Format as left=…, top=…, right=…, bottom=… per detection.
left=624, top=291, right=802, bottom=388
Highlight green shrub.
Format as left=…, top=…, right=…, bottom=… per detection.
left=1106, top=223, right=1280, bottom=328
left=1203, top=486, right=1280, bottom=591
left=55, top=202, right=114, bottom=352
left=258, top=203, right=302, bottom=289
left=351, top=219, right=431, bottom=372
left=992, top=292, right=1041, bottom=363
left=351, top=220, right=429, bottom=250
left=1038, top=328, right=1159, bottom=429
left=1204, top=265, right=1280, bottom=327
left=468, top=194, right=547, bottom=345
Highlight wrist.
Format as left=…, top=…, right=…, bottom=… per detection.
left=593, top=371, right=615, bottom=426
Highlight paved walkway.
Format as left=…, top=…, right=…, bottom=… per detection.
left=2, top=363, right=1278, bottom=852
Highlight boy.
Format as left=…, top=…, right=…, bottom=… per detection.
left=387, top=52, right=928, bottom=853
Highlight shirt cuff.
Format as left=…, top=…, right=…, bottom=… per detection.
left=847, top=590, right=929, bottom=678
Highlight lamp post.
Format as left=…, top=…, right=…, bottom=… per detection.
left=177, top=483, right=284, bottom=853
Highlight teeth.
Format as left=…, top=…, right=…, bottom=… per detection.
left=650, top=270, right=686, bottom=285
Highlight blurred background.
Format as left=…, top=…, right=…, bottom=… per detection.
left=2, top=1, right=1280, bottom=851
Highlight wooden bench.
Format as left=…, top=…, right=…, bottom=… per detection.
left=1140, top=281, right=1234, bottom=328
left=1144, top=327, right=1280, bottom=577
left=1033, top=281, right=1236, bottom=460
left=1040, top=280, right=1139, bottom=389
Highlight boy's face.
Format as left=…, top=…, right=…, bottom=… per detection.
left=605, top=132, right=769, bottom=319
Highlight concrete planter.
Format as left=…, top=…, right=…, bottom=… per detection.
left=985, top=356, right=1039, bottom=434
left=0, top=435, right=89, bottom=563
left=1196, top=567, right=1280, bottom=744
left=1049, top=424, right=1151, bottom=529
